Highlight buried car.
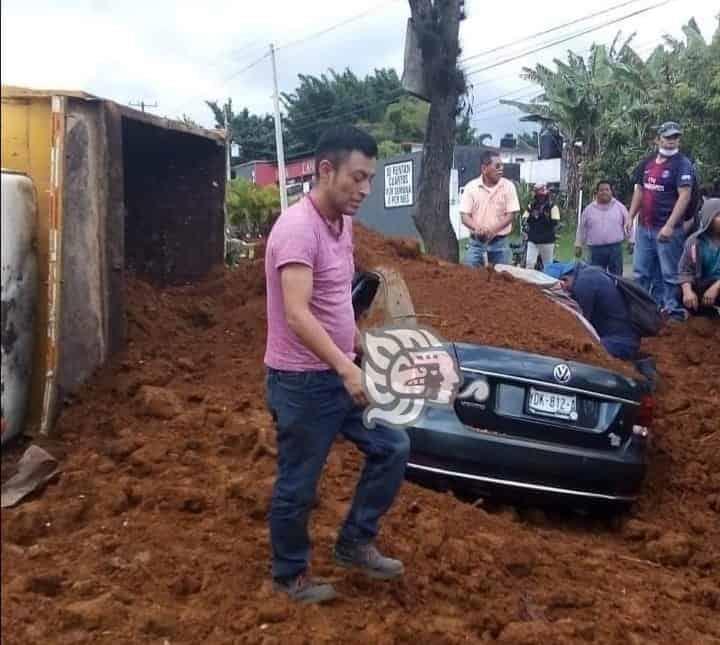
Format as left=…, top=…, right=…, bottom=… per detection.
left=351, top=270, right=654, bottom=506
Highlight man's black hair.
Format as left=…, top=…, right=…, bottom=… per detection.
left=314, top=126, right=378, bottom=177
left=596, top=179, right=613, bottom=192
left=480, top=150, right=500, bottom=167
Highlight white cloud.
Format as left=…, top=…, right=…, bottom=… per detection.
left=1, top=0, right=717, bottom=139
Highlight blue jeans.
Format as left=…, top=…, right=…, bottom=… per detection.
left=633, top=223, right=685, bottom=318
left=589, top=242, right=623, bottom=276
left=266, top=368, right=410, bottom=580
left=464, top=235, right=510, bottom=267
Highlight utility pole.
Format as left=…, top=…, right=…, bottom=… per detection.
left=129, top=100, right=158, bottom=113
left=270, top=43, right=288, bottom=213
left=225, top=100, right=232, bottom=183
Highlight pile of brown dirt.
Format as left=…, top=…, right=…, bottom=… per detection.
left=2, top=224, right=718, bottom=644
left=354, top=226, right=630, bottom=375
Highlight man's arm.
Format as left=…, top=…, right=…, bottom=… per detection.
left=281, top=264, right=367, bottom=406
left=491, top=210, right=517, bottom=237
left=658, top=187, right=691, bottom=241
left=627, top=184, right=643, bottom=222
left=616, top=202, right=631, bottom=240
left=461, top=212, right=477, bottom=232
left=574, top=209, right=586, bottom=258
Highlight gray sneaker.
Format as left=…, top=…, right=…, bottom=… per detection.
left=272, top=574, right=337, bottom=604
left=334, top=542, right=404, bottom=580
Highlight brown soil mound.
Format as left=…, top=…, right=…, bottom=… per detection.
left=2, top=225, right=718, bottom=644
left=354, top=226, right=630, bottom=375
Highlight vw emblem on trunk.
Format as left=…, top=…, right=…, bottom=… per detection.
left=553, top=364, right=572, bottom=384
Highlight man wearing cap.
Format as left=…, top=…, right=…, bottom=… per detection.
left=461, top=151, right=520, bottom=267
left=522, top=183, right=561, bottom=269
left=628, top=121, right=695, bottom=320
left=545, top=261, right=640, bottom=360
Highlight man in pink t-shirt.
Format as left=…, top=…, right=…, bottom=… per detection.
left=264, top=126, right=409, bottom=604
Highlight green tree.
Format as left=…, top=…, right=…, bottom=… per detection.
left=360, top=96, right=429, bottom=149
left=206, top=98, right=285, bottom=163
left=593, top=19, right=720, bottom=198
left=282, top=68, right=404, bottom=152
left=501, top=38, right=636, bottom=212
left=503, top=19, right=720, bottom=206
left=454, top=111, right=476, bottom=145
left=226, top=178, right=281, bottom=238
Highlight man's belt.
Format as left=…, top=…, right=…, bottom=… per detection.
left=471, top=233, right=508, bottom=241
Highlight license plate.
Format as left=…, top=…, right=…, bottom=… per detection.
left=528, top=388, right=577, bottom=420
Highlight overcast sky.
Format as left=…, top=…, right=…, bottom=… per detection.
left=2, top=0, right=717, bottom=143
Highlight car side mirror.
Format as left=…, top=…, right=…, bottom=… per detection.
left=351, top=271, right=381, bottom=321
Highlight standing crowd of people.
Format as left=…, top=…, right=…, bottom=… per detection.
left=459, top=121, right=719, bottom=361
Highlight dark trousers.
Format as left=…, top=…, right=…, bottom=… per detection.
left=266, top=368, right=410, bottom=579
left=589, top=242, right=623, bottom=276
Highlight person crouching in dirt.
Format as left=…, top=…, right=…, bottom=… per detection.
left=460, top=151, right=520, bottom=266
left=263, top=125, right=409, bottom=604
left=545, top=261, right=640, bottom=360
left=679, top=198, right=720, bottom=317
left=522, top=183, right=561, bottom=270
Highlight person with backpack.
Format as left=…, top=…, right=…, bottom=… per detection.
left=522, top=183, right=561, bottom=269
left=628, top=121, right=696, bottom=321
left=678, top=198, right=720, bottom=316
left=545, top=261, right=641, bottom=360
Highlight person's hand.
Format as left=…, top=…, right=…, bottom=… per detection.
left=657, top=224, right=674, bottom=243
left=702, top=282, right=720, bottom=307
left=339, top=362, right=369, bottom=408
left=683, top=289, right=699, bottom=311
left=574, top=245, right=583, bottom=259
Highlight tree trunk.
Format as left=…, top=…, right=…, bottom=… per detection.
left=409, top=0, right=463, bottom=263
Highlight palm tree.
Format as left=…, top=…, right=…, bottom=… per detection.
left=501, top=37, right=639, bottom=211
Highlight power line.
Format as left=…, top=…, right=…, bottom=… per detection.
left=460, top=0, right=644, bottom=64
left=283, top=89, right=407, bottom=130
left=286, top=32, right=660, bottom=132
left=466, top=35, right=660, bottom=109
left=167, top=2, right=401, bottom=121
left=468, top=39, right=667, bottom=126
left=169, top=51, right=271, bottom=118
left=276, top=0, right=402, bottom=52
left=464, top=0, right=676, bottom=79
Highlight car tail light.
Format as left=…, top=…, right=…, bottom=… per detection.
left=635, top=394, right=654, bottom=428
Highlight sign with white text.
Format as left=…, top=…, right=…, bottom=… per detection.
left=384, top=160, right=414, bottom=208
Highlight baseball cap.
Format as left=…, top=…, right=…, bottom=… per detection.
left=544, top=261, right=577, bottom=280
left=534, top=182, right=548, bottom=194
left=657, top=121, right=682, bottom=137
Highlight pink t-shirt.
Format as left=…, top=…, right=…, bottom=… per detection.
left=264, top=196, right=356, bottom=371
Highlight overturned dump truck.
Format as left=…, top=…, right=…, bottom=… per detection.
left=1, top=86, right=227, bottom=441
